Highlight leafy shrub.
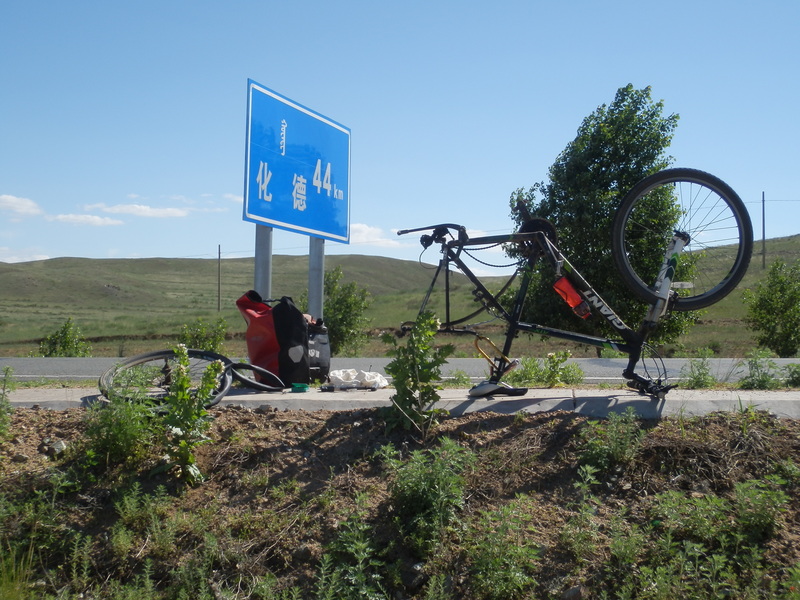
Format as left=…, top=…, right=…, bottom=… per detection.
left=738, top=349, right=781, bottom=390
left=578, top=407, right=643, bottom=472
left=680, top=347, right=717, bottom=389
left=0, top=367, right=13, bottom=439
left=177, top=317, right=227, bottom=353
left=653, top=489, right=732, bottom=545
left=84, top=396, right=155, bottom=470
left=784, top=363, right=800, bottom=388
left=381, top=437, right=475, bottom=557
left=505, top=351, right=584, bottom=387
left=381, top=311, right=453, bottom=433
left=37, top=317, right=92, bottom=357
left=156, top=345, right=224, bottom=484
left=466, top=502, right=538, bottom=599
left=734, top=478, right=788, bottom=543
left=321, top=494, right=389, bottom=600
left=301, top=265, right=372, bottom=357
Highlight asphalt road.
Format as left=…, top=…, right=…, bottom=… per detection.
left=3, top=356, right=799, bottom=385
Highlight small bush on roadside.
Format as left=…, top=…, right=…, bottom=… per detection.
left=37, top=317, right=92, bottom=357
left=155, top=345, right=224, bottom=485
left=466, top=501, right=539, bottom=599
left=578, top=407, right=643, bottom=472
left=738, top=349, right=781, bottom=390
left=380, top=437, right=475, bottom=557
left=0, top=367, right=14, bottom=439
left=504, top=351, right=583, bottom=387
left=681, top=347, right=717, bottom=389
left=177, top=317, right=227, bottom=353
left=84, top=397, right=155, bottom=471
left=784, top=363, right=800, bottom=388
left=381, top=311, right=453, bottom=433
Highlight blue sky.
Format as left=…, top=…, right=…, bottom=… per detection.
left=2, top=1, right=798, bottom=270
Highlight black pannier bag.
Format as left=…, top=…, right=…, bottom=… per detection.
left=270, top=296, right=310, bottom=385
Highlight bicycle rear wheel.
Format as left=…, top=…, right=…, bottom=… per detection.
left=611, top=168, right=753, bottom=311
left=98, top=349, right=233, bottom=409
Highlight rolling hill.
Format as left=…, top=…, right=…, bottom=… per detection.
left=1, top=233, right=798, bottom=358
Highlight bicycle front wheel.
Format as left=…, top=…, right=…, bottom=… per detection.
left=611, top=168, right=753, bottom=311
left=98, top=349, right=233, bottom=409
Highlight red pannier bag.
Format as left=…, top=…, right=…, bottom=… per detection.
left=235, top=290, right=281, bottom=381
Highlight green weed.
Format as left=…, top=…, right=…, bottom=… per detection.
left=466, top=501, right=538, bottom=600
left=155, top=344, right=223, bottom=484
left=738, top=348, right=781, bottom=390
left=381, top=311, right=454, bottom=434
left=680, top=347, right=717, bottom=389
left=578, top=407, right=643, bottom=472
left=505, top=350, right=584, bottom=387
left=177, top=317, right=228, bottom=353
left=380, top=437, right=475, bottom=557
left=83, top=396, right=155, bottom=470
left=36, top=316, right=92, bottom=357
left=0, top=367, right=13, bottom=439
left=0, top=542, right=35, bottom=600
left=317, top=493, right=389, bottom=600
left=784, top=363, right=800, bottom=387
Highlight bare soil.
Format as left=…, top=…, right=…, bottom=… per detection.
left=2, top=402, right=800, bottom=598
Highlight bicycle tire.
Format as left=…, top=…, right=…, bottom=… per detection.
left=611, top=168, right=753, bottom=311
left=230, top=362, right=285, bottom=392
left=98, top=348, right=233, bottom=408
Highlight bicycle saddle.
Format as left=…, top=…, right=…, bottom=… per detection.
left=469, top=380, right=528, bottom=397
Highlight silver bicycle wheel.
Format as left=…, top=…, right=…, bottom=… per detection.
left=98, top=349, right=233, bottom=409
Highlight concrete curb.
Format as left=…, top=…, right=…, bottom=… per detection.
left=8, top=386, right=800, bottom=419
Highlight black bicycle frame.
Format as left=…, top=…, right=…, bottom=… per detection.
left=411, top=227, right=654, bottom=385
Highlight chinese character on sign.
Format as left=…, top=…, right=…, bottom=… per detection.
left=256, top=161, right=272, bottom=202
left=292, top=174, right=307, bottom=211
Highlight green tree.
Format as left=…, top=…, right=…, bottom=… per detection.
left=301, top=265, right=372, bottom=356
left=508, top=84, right=695, bottom=344
left=744, top=259, right=800, bottom=357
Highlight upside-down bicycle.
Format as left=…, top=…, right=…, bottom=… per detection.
left=398, top=168, right=754, bottom=400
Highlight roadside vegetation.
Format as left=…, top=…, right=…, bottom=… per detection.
left=2, top=375, right=800, bottom=598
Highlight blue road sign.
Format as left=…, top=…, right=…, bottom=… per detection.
left=243, top=80, right=351, bottom=242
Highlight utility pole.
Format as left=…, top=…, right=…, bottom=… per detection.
left=762, top=191, right=766, bottom=269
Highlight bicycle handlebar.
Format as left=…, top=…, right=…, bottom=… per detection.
left=396, top=223, right=465, bottom=236
left=397, top=223, right=469, bottom=249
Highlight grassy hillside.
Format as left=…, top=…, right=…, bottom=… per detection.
left=1, top=234, right=798, bottom=358
left=0, top=254, right=507, bottom=357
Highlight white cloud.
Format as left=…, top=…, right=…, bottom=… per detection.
left=48, top=214, right=124, bottom=226
left=349, top=223, right=402, bottom=248
left=0, top=194, right=44, bottom=217
left=0, top=246, right=50, bottom=263
left=86, top=203, right=189, bottom=218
